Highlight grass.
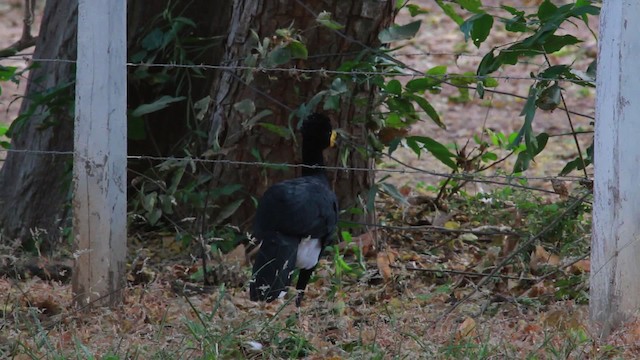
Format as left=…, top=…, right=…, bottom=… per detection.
left=1, top=185, right=621, bottom=359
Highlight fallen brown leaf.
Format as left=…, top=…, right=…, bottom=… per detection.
left=376, top=251, right=394, bottom=282
left=530, top=245, right=561, bottom=273
left=224, top=243, right=247, bottom=266
left=339, top=231, right=376, bottom=257
left=456, top=317, right=477, bottom=340
left=568, top=259, right=590, bottom=274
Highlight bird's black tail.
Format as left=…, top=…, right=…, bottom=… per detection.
left=249, top=233, right=298, bottom=302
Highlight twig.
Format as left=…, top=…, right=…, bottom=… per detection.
left=398, top=265, right=537, bottom=281
left=0, top=0, right=37, bottom=59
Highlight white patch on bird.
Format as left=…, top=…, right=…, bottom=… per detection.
left=246, top=341, right=263, bottom=351
left=296, top=236, right=321, bottom=269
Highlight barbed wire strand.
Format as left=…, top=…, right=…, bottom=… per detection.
left=0, top=57, right=595, bottom=86
left=0, top=147, right=591, bottom=184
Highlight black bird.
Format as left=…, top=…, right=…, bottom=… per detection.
left=249, top=113, right=338, bottom=306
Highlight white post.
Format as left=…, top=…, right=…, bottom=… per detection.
left=591, top=1, right=640, bottom=336
left=72, top=0, right=127, bottom=307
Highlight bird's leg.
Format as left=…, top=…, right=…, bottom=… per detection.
left=295, top=267, right=315, bottom=307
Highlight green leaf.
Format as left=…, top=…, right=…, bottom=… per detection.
left=435, top=0, right=464, bottom=25
left=385, top=79, right=402, bottom=95
left=542, top=34, right=580, bottom=53
left=538, top=0, right=559, bottom=23
left=267, top=45, right=291, bottom=66
left=408, top=136, right=457, bottom=170
left=406, top=4, right=429, bottom=16
left=388, top=137, right=402, bottom=155
left=259, top=123, right=292, bottom=139
left=242, top=109, right=273, bottom=130
left=501, top=6, right=524, bottom=17
left=504, top=18, right=528, bottom=33
left=141, top=28, right=165, bottom=51
left=0, top=66, right=17, bottom=81
left=481, top=152, right=498, bottom=162
left=586, top=59, right=597, bottom=79
left=536, top=132, right=549, bottom=155
left=329, top=77, right=348, bottom=95
left=501, top=7, right=528, bottom=32
left=456, top=0, right=483, bottom=13
left=476, top=82, right=485, bottom=98
left=560, top=156, right=591, bottom=176
left=483, top=77, right=498, bottom=87
left=406, top=78, right=435, bottom=93
left=560, top=142, right=593, bottom=175
left=386, top=97, right=415, bottom=114
left=143, top=192, right=158, bottom=213
left=378, top=20, right=421, bottom=44
left=477, top=51, right=501, bottom=76
left=536, top=83, right=562, bottom=111
left=131, top=96, right=186, bottom=117
left=287, top=40, right=308, bottom=60
left=513, top=133, right=548, bottom=172
left=406, top=94, right=445, bottom=129
left=233, top=99, right=256, bottom=116
left=379, top=182, right=410, bottom=206
left=316, top=11, right=344, bottom=30
left=213, top=183, right=244, bottom=197
left=214, top=199, right=244, bottom=225
left=405, top=137, right=422, bottom=157
left=405, top=67, right=447, bottom=93
left=461, top=13, right=494, bottom=48
left=513, top=152, right=532, bottom=173
left=512, top=86, right=539, bottom=151
left=385, top=113, right=404, bottom=129
left=323, top=95, right=340, bottom=110
left=426, top=65, right=448, bottom=76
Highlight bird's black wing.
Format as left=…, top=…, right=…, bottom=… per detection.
left=249, top=232, right=298, bottom=302
left=253, top=176, right=338, bottom=240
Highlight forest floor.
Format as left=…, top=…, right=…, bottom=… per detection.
left=2, top=1, right=635, bottom=359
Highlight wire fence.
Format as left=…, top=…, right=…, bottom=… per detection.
left=0, top=0, right=596, bottom=256
left=0, top=3, right=609, bottom=353
left=0, top=48, right=595, bottom=200
left=1, top=56, right=596, bottom=86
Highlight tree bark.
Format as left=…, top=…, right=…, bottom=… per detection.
left=207, top=0, right=396, bottom=229
left=0, top=0, right=233, bottom=248
left=0, top=0, right=77, bottom=248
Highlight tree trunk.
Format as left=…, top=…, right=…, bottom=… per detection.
left=0, top=0, right=77, bottom=248
left=0, top=0, right=233, bottom=248
left=207, top=0, right=396, bottom=230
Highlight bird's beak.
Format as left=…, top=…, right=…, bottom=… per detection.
left=330, top=131, right=337, bottom=147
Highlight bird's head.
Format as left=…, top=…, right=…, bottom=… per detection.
left=301, top=113, right=336, bottom=150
